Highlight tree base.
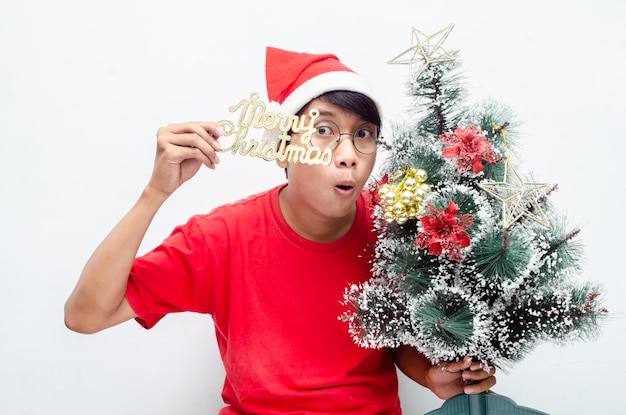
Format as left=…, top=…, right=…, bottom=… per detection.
left=424, top=393, right=550, bottom=415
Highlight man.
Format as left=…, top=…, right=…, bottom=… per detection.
left=65, top=46, right=495, bottom=414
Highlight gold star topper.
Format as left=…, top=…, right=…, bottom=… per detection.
left=478, top=159, right=551, bottom=229
left=388, top=24, right=456, bottom=84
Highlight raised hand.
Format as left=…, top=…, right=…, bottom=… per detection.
left=149, top=122, right=224, bottom=196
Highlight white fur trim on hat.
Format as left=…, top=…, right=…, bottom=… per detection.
left=263, top=71, right=382, bottom=142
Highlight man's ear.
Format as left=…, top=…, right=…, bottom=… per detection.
left=275, top=158, right=288, bottom=169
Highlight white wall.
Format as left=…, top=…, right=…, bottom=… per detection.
left=1, top=1, right=625, bottom=414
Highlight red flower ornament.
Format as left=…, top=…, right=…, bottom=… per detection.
left=440, top=125, right=499, bottom=174
left=415, top=202, right=475, bottom=262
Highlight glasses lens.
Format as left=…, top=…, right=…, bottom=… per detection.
left=311, top=121, right=340, bottom=150
left=353, top=123, right=378, bottom=154
left=310, top=121, right=379, bottom=154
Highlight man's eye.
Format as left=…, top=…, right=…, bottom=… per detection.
left=356, top=128, right=375, bottom=139
left=316, top=125, right=335, bottom=136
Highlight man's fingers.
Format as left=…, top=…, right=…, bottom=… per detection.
left=158, top=122, right=224, bottom=149
left=158, top=129, right=222, bottom=169
left=440, top=356, right=473, bottom=373
left=464, top=374, right=497, bottom=394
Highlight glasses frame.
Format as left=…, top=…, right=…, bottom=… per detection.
left=310, top=120, right=381, bottom=155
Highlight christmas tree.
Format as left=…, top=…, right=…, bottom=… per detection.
left=341, top=25, right=607, bottom=372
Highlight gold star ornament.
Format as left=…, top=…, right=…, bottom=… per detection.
left=388, top=24, right=456, bottom=84
left=478, top=160, right=551, bottom=229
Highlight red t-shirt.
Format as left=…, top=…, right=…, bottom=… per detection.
left=126, top=184, right=401, bottom=414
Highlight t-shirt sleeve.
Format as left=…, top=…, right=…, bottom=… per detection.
left=125, top=214, right=223, bottom=329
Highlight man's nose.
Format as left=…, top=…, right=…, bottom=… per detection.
left=333, top=134, right=358, bottom=166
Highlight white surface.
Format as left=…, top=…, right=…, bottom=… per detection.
left=1, top=1, right=624, bottom=414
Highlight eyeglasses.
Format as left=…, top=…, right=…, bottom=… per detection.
left=310, top=120, right=380, bottom=154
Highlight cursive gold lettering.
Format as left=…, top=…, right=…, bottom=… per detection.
left=216, top=92, right=331, bottom=166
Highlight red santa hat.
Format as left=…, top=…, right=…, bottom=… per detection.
left=265, top=46, right=381, bottom=119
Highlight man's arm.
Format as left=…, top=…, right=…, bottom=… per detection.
left=64, top=122, right=223, bottom=334
left=64, top=186, right=165, bottom=333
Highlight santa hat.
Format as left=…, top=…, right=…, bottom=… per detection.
left=264, top=46, right=381, bottom=140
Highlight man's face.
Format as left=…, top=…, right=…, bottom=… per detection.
left=279, top=98, right=377, bottom=222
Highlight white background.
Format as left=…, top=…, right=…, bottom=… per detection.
left=1, top=1, right=625, bottom=414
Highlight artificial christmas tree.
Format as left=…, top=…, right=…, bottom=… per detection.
left=342, top=25, right=607, bottom=414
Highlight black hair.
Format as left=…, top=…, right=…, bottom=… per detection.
left=298, top=90, right=381, bottom=130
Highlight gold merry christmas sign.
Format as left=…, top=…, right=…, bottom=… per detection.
left=216, top=92, right=333, bottom=166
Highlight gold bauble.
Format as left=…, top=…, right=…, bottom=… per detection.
left=393, top=202, right=406, bottom=214
left=395, top=212, right=409, bottom=224
left=384, top=211, right=396, bottom=223
left=384, top=191, right=396, bottom=205
left=414, top=188, right=425, bottom=201
left=404, top=177, right=418, bottom=190
left=378, top=184, right=391, bottom=197
left=415, top=168, right=428, bottom=183
left=401, top=190, right=414, bottom=204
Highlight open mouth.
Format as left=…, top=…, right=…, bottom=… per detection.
left=336, top=184, right=354, bottom=191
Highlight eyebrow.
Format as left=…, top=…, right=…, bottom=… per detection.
left=316, top=109, right=336, bottom=118
left=314, top=109, right=370, bottom=125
